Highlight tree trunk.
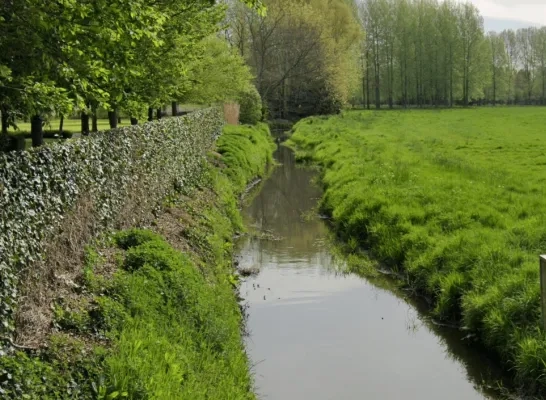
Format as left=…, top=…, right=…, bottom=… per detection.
left=31, top=115, right=44, bottom=147
left=493, top=69, right=496, bottom=106
left=399, top=64, right=404, bottom=108
left=388, top=54, right=394, bottom=109
left=281, top=78, right=288, bottom=117
left=81, top=112, right=90, bottom=136
left=92, top=114, right=98, bottom=132
left=157, top=108, right=163, bottom=120
left=404, top=59, right=408, bottom=109
left=374, top=39, right=380, bottom=110
left=375, top=77, right=380, bottom=110
left=542, top=65, right=546, bottom=105
left=366, top=49, right=371, bottom=110
left=108, top=111, right=118, bottom=129
left=59, top=115, right=64, bottom=134
left=171, top=101, right=178, bottom=117
left=527, top=70, right=531, bottom=104
left=130, top=117, right=138, bottom=125
left=1, top=107, right=8, bottom=136
left=443, top=63, right=448, bottom=107
left=463, top=68, right=468, bottom=106
left=450, top=67, right=453, bottom=108
left=416, top=72, right=420, bottom=108
left=362, top=75, right=366, bottom=108
left=148, top=107, right=154, bottom=122
left=91, top=104, right=98, bottom=132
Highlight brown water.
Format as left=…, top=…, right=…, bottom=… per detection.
left=236, top=145, right=508, bottom=400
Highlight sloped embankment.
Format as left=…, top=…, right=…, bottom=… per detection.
left=287, top=109, right=546, bottom=396
left=0, top=122, right=275, bottom=399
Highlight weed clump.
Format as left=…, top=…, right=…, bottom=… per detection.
left=114, top=229, right=164, bottom=250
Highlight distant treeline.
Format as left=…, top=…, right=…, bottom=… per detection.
left=359, top=0, right=546, bottom=108
left=225, top=0, right=362, bottom=120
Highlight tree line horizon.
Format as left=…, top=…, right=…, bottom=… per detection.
left=360, top=0, right=546, bottom=108
left=226, top=0, right=546, bottom=121
left=2, top=0, right=545, bottom=148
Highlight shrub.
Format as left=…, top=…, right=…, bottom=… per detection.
left=115, top=229, right=164, bottom=250
left=123, top=240, right=187, bottom=272
left=0, top=108, right=223, bottom=335
left=238, top=85, right=262, bottom=125
left=1, top=135, right=25, bottom=152
left=100, top=232, right=252, bottom=399
left=6, top=130, right=75, bottom=139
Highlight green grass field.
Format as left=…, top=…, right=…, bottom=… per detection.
left=288, top=107, right=546, bottom=393
left=9, top=103, right=206, bottom=135
left=10, top=118, right=130, bottom=135
left=7, top=118, right=131, bottom=149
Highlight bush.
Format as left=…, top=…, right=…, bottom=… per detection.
left=61, top=130, right=74, bottom=139
left=0, top=135, right=25, bottom=152
left=238, top=85, right=262, bottom=125
left=8, top=129, right=75, bottom=139
left=115, top=229, right=164, bottom=250
left=124, top=240, right=187, bottom=272
left=98, top=232, right=252, bottom=399
left=0, top=108, right=223, bottom=335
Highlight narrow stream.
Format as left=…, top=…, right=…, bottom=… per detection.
left=236, top=144, right=506, bottom=400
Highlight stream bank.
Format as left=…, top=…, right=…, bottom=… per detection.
left=237, top=144, right=510, bottom=400
left=0, top=123, right=275, bottom=399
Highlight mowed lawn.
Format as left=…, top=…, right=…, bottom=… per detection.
left=9, top=118, right=130, bottom=134
left=289, top=107, right=546, bottom=391
left=9, top=118, right=131, bottom=149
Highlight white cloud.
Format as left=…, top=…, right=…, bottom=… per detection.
left=454, top=0, right=546, bottom=27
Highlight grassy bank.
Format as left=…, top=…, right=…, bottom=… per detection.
left=0, top=123, right=275, bottom=399
left=288, top=107, right=546, bottom=394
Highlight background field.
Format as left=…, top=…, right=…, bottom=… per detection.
left=6, top=103, right=206, bottom=149
left=9, top=118, right=129, bottom=134
left=289, top=107, right=546, bottom=392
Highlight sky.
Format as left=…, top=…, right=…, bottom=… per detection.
left=461, top=0, right=546, bottom=31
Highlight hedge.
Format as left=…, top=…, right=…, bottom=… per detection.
left=0, top=108, right=223, bottom=336
left=238, top=86, right=262, bottom=125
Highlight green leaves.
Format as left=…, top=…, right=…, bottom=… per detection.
left=0, top=0, right=265, bottom=127
left=230, top=0, right=359, bottom=118
left=180, top=36, right=254, bottom=105
left=0, top=109, right=223, bottom=340
left=241, top=0, right=266, bottom=16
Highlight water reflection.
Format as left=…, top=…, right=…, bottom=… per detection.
left=237, top=145, right=508, bottom=400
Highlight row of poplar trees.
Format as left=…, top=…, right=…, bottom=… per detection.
left=225, top=0, right=362, bottom=119
left=0, top=0, right=262, bottom=146
left=360, top=0, right=546, bottom=108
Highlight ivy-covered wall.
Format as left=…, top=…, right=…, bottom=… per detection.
left=0, top=109, right=223, bottom=336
